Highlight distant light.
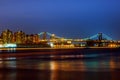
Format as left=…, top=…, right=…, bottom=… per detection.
left=67, top=41, right=71, bottom=44
left=50, top=43, right=54, bottom=47
left=108, top=44, right=117, bottom=47
left=51, top=34, right=55, bottom=36
left=0, top=44, right=4, bottom=48
left=48, top=42, right=54, bottom=47
left=5, top=57, right=16, bottom=60
left=4, top=43, right=17, bottom=48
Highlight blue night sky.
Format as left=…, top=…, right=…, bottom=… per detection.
left=0, top=0, right=120, bottom=40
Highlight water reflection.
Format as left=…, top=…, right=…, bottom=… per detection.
left=1, top=56, right=120, bottom=71
left=0, top=52, right=119, bottom=80
left=7, top=48, right=16, bottom=52
left=0, top=71, right=16, bottom=80
left=50, top=61, right=59, bottom=80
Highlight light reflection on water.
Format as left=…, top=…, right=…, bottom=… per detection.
left=0, top=56, right=120, bottom=72
left=0, top=51, right=120, bottom=80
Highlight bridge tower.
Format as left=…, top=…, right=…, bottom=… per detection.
left=42, top=32, right=47, bottom=40
left=98, top=33, right=103, bottom=47
left=98, top=33, right=102, bottom=41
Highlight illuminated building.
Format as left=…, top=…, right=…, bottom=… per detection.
left=14, top=31, right=26, bottom=44
left=25, top=34, right=34, bottom=44
left=1, top=29, right=13, bottom=43
left=108, top=43, right=117, bottom=47
left=33, top=34, right=39, bottom=43
left=0, top=38, right=3, bottom=44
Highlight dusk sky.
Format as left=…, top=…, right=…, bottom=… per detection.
left=0, top=0, right=120, bottom=40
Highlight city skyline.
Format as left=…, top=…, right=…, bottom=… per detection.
left=0, top=29, right=119, bottom=48
left=0, top=29, right=114, bottom=41
left=0, top=0, right=120, bottom=40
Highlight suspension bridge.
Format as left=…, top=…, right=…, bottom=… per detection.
left=37, top=32, right=119, bottom=47
left=38, top=32, right=113, bottom=41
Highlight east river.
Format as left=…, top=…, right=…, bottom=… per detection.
left=0, top=48, right=120, bottom=80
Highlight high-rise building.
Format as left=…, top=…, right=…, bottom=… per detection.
left=14, top=31, right=26, bottom=44
left=25, top=34, right=34, bottom=44
left=33, top=34, right=39, bottom=43
left=1, top=29, right=13, bottom=43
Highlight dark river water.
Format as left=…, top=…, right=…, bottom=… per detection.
left=0, top=49, right=120, bottom=80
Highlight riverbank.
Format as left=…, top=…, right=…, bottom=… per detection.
left=0, top=47, right=119, bottom=60
left=0, top=46, right=119, bottom=50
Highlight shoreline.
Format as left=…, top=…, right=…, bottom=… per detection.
left=0, top=47, right=119, bottom=50
left=0, top=47, right=119, bottom=60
